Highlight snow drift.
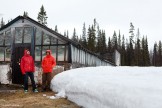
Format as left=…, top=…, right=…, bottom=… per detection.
left=51, top=66, right=162, bottom=108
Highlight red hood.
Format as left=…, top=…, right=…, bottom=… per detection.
left=46, top=50, right=52, bottom=57
left=24, top=50, right=30, bottom=56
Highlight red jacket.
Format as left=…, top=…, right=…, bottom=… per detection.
left=42, top=50, right=56, bottom=73
left=20, top=50, right=35, bottom=74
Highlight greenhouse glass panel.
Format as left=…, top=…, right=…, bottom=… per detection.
left=5, top=46, right=11, bottom=61
left=42, top=46, right=50, bottom=59
left=65, top=46, right=68, bottom=61
left=58, top=40, right=65, bottom=44
left=24, top=27, right=32, bottom=43
left=35, top=29, right=42, bottom=45
left=43, top=33, right=50, bottom=45
left=5, top=30, right=12, bottom=45
left=50, top=46, right=57, bottom=58
left=0, top=33, right=4, bottom=45
left=15, top=27, right=23, bottom=43
left=58, top=46, right=64, bottom=61
left=0, top=47, right=4, bottom=61
left=51, top=36, right=57, bottom=44
left=35, top=46, right=41, bottom=61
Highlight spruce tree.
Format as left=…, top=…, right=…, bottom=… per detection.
left=101, top=30, right=106, bottom=53
left=96, top=29, right=101, bottom=53
left=121, top=35, right=126, bottom=65
left=71, top=28, right=78, bottom=42
left=129, top=22, right=135, bottom=43
left=158, top=41, right=162, bottom=66
left=144, top=37, right=150, bottom=66
left=66, top=30, right=69, bottom=38
left=112, top=31, right=117, bottom=50
left=55, top=25, right=58, bottom=32
left=0, top=18, right=5, bottom=28
left=87, top=25, right=96, bottom=52
left=81, top=22, right=87, bottom=47
left=118, top=30, right=121, bottom=50
left=37, top=5, right=48, bottom=25
left=152, top=42, right=157, bottom=66
left=23, top=11, right=28, bottom=17
left=134, top=28, right=141, bottom=66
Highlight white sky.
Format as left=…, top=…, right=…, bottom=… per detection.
left=0, top=0, right=162, bottom=49
left=51, top=66, right=162, bottom=108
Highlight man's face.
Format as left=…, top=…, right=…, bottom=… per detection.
left=46, top=52, right=50, bottom=55
left=27, top=51, right=30, bottom=55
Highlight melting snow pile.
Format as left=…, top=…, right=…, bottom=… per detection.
left=51, top=66, right=162, bottom=108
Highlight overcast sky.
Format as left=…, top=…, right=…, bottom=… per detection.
left=0, top=0, right=162, bottom=49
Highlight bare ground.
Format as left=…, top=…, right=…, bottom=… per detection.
left=0, top=84, right=80, bottom=108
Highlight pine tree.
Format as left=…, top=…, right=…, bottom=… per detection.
left=23, top=11, right=28, bottom=17
left=118, top=30, right=121, bottom=50
left=121, top=35, right=126, bottom=65
left=55, top=25, right=58, bottom=32
left=37, top=5, right=48, bottom=25
left=81, top=22, right=87, bottom=47
left=87, top=25, right=96, bottom=52
left=66, top=30, right=69, bottom=38
left=101, top=30, right=106, bottom=53
left=64, top=31, right=66, bottom=37
left=129, top=39, right=135, bottom=65
left=134, top=28, right=141, bottom=66
left=96, top=25, right=101, bottom=53
left=144, top=37, right=150, bottom=66
left=107, top=37, right=112, bottom=53
left=71, top=28, right=78, bottom=42
left=152, top=42, right=158, bottom=66
left=129, top=22, right=135, bottom=43
left=158, top=41, right=162, bottom=66
left=112, top=31, right=117, bottom=50
left=0, top=18, right=5, bottom=28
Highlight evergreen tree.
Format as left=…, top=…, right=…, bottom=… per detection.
left=152, top=42, right=158, bottom=66
left=64, top=31, right=66, bottom=37
left=71, top=28, right=78, bottom=42
left=96, top=29, right=101, bottom=53
left=107, top=37, right=112, bottom=53
left=129, top=22, right=135, bottom=43
left=134, top=28, right=141, bottom=66
left=23, top=11, right=28, bottom=17
left=81, top=22, right=87, bottom=47
left=101, top=30, right=106, bottom=53
left=0, top=18, right=5, bottom=28
left=118, top=30, right=121, bottom=50
left=129, top=39, right=135, bottom=65
left=87, top=25, right=96, bottom=52
left=55, top=25, right=58, bottom=32
left=121, top=35, right=126, bottom=65
left=112, top=31, right=117, bottom=50
left=67, top=30, right=69, bottom=38
left=144, top=37, right=150, bottom=66
left=37, top=5, right=48, bottom=25
left=141, top=36, right=150, bottom=66
left=158, top=41, right=162, bottom=66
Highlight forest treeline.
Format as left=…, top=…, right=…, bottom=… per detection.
left=0, top=5, right=161, bottom=66
left=69, top=19, right=162, bottom=66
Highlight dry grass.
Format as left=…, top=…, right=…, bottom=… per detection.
left=0, top=86, right=80, bottom=108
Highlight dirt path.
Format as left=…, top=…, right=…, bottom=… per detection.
left=0, top=85, right=80, bottom=108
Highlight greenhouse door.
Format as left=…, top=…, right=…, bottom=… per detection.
left=12, top=44, right=31, bottom=84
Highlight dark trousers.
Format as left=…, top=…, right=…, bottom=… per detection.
left=42, top=72, right=52, bottom=90
left=24, top=72, right=36, bottom=91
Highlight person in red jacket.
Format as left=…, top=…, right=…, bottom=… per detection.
left=20, top=49, right=38, bottom=93
left=41, top=50, right=56, bottom=92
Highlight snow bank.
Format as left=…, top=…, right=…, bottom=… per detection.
left=51, top=66, right=162, bottom=108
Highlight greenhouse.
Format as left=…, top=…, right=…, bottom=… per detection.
left=0, top=16, right=116, bottom=84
